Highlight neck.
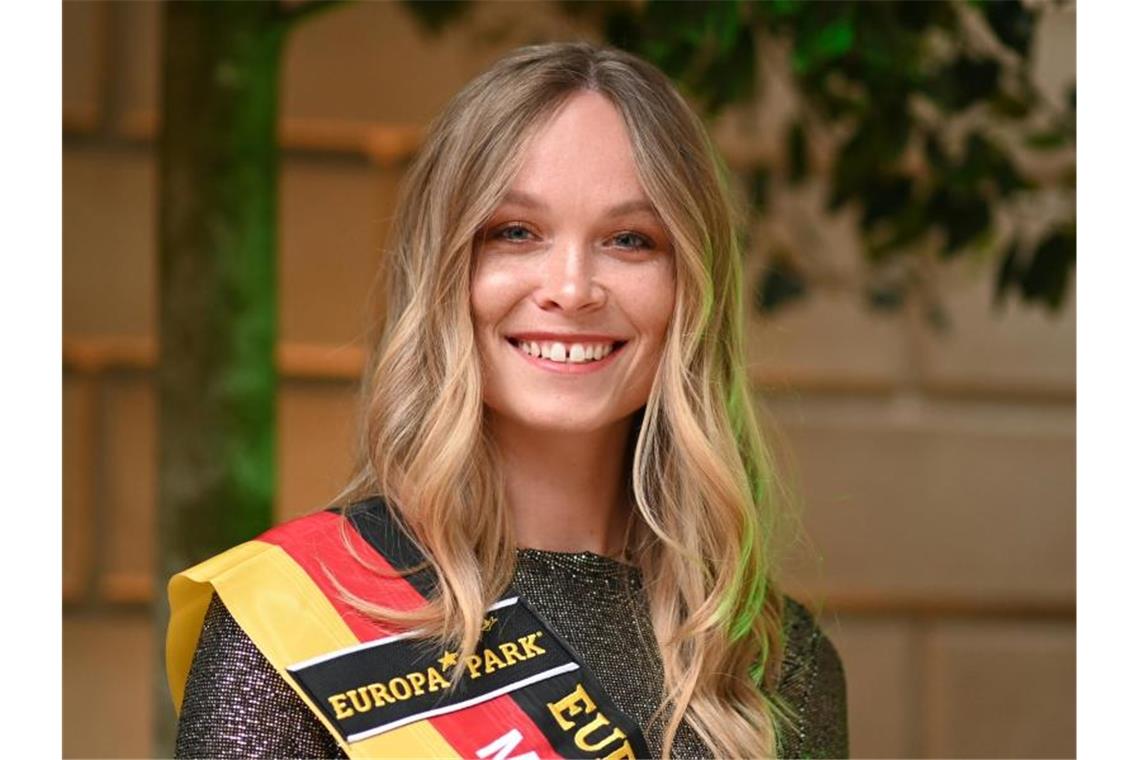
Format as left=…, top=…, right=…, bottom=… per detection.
left=490, top=412, right=635, bottom=557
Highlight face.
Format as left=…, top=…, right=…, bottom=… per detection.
left=471, top=90, right=675, bottom=435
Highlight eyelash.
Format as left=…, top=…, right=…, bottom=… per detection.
left=489, top=223, right=656, bottom=251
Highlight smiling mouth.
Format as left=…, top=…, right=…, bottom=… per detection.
left=506, top=337, right=628, bottom=365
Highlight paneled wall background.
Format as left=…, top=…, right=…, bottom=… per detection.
left=62, top=2, right=1076, bottom=757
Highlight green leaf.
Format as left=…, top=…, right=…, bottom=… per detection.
left=829, top=103, right=911, bottom=209
left=815, top=18, right=855, bottom=60
left=793, top=14, right=854, bottom=73
left=993, top=236, right=1023, bottom=308
left=989, top=91, right=1032, bottom=119
left=925, top=55, right=1002, bottom=111
left=707, top=0, right=743, bottom=51
left=896, top=0, right=955, bottom=32
left=927, top=186, right=991, bottom=256
left=769, top=0, right=798, bottom=19
left=1020, top=226, right=1076, bottom=310
left=1024, top=129, right=1069, bottom=151
left=860, top=174, right=914, bottom=231
left=601, top=4, right=642, bottom=51
left=748, top=165, right=772, bottom=213
left=866, top=281, right=908, bottom=312
left=959, top=132, right=1033, bottom=195
left=786, top=121, right=807, bottom=184
left=702, top=22, right=757, bottom=115
left=924, top=132, right=950, bottom=173
left=980, top=0, right=1037, bottom=57
left=755, top=256, right=808, bottom=313
left=399, top=0, right=471, bottom=35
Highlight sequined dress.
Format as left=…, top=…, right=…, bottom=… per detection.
left=174, top=549, right=848, bottom=759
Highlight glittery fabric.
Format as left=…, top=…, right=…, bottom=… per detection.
left=510, top=549, right=709, bottom=759
left=175, top=550, right=847, bottom=759
left=174, top=593, right=346, bottom=760
left=775, top=597, right=849, bottom=759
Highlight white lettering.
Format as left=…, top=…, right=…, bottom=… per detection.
left=476, top=728, right=540, bottom=760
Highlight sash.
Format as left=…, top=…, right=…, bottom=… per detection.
left=167, top=498, right=650, bottom=759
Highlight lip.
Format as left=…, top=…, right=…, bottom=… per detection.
left=505, top=336, right=627, bottom=374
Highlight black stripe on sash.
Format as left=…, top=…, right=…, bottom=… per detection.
left=501, top=596, right=652, bottom=759
left=287, top=596, right=579, bottom=744
left=332, top=498, right=439, bottom=598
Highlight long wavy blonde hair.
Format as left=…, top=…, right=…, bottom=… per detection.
left=332, top=42, right=793, bottom=758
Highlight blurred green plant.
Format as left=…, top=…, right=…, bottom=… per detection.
left=155, top=0, right=342, bottom=752
left=590, top=0, right=1072, bottom=323
left=407, top=0, right=1076, bottom=326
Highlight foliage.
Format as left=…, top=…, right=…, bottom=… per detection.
left=402, top=0, right=1075, bottom=326
left=592, top=0, right=1072, bottom=323
left=400, top=0, right=473, bottom=34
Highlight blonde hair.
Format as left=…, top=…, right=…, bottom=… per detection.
left=333, top=42, right=793, bottom=758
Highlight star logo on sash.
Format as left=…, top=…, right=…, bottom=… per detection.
left=482, top=615, right=497, bottom=632
left=437, top=650, right=458, bottom=670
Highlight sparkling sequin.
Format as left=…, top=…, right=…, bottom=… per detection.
left=174, top=593, right=345, bottom=759
left=511, top=549, right=709, bottom=759
left=175, top=550, right=847, bottom=759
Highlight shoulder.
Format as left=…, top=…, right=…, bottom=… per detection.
left=778, top=596, right=844, bottom=686
left=175, top=594, right=345, bottom=758
left=774, top=595, right=849, bottom=759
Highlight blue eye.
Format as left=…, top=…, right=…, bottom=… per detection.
left=611, top=231, right=654, bottom=250
left=493, top=224, right=535, bottom=242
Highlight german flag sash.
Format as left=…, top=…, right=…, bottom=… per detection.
left=167, top=498, right=651, bottom=759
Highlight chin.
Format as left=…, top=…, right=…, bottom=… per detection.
left=490, top=403, right=624, bottom=435
left=519, top=414, right=614, bottom=434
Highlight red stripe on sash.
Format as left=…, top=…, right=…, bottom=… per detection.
left=260, top=511, right=420, bottom=640
left=259, top=511, right=564, bottom=758
left=431, top=694, right=560, bottom=758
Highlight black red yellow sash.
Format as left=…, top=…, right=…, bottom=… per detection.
left=167, top=498, right=650, bottom=759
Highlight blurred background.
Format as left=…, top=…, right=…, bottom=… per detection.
left=62, top=1, right=1075, bottom=757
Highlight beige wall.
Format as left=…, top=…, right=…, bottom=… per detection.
left=63, top=2, right=1075, bottom=757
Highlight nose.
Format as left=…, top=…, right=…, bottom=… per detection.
left=533, top=239, right=605, bottom=313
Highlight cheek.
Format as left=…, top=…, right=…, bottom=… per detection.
left=470, top=264, right=522, bottom=332
left=633, top=267, right=676, bottom=348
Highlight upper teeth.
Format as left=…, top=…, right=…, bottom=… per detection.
left=515, top=340, right=616, bottom=363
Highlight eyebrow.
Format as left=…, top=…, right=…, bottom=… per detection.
left=500, top=190, right=658, bottom=219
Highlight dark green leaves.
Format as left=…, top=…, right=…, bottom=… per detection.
left=979, top=0, right=1038, bottom=56
left=866, top=280, right=908, bottom=313
left=925, top=55, right=1002, bottom=111
left=791, top=13, right=854, bottom=74
left=399, top=0, right=471, bottom=35
left=928, top=186, right=991, bottom=256
left=627, top=0, right=759, bottom=116
left=748, top=165, right=772, bottom=212
left=785, top=121, right=807, bottom=184
left=755, top=255, right=807, bottom=313
left=535, top=0, right=1074, bottom=319
left=830, top=101, right=911, bottom=211
left=994, top=226, right=1076, bottom=311
left=1021, top=226, right=1076, bottom=310
left=861, top=174, right=915, bottom=232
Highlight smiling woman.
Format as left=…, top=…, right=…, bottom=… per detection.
left=472, top=91, right=676, bottom=557
left=166, top=42, right=847, bottom=759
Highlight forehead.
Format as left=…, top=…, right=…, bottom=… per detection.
left=507, top=91, right=648, bottom=207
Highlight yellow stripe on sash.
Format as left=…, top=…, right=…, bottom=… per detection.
left=167, top=540, right=460, bottom=759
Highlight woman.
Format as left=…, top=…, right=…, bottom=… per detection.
left=167, top=42, right=847, bottom=759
